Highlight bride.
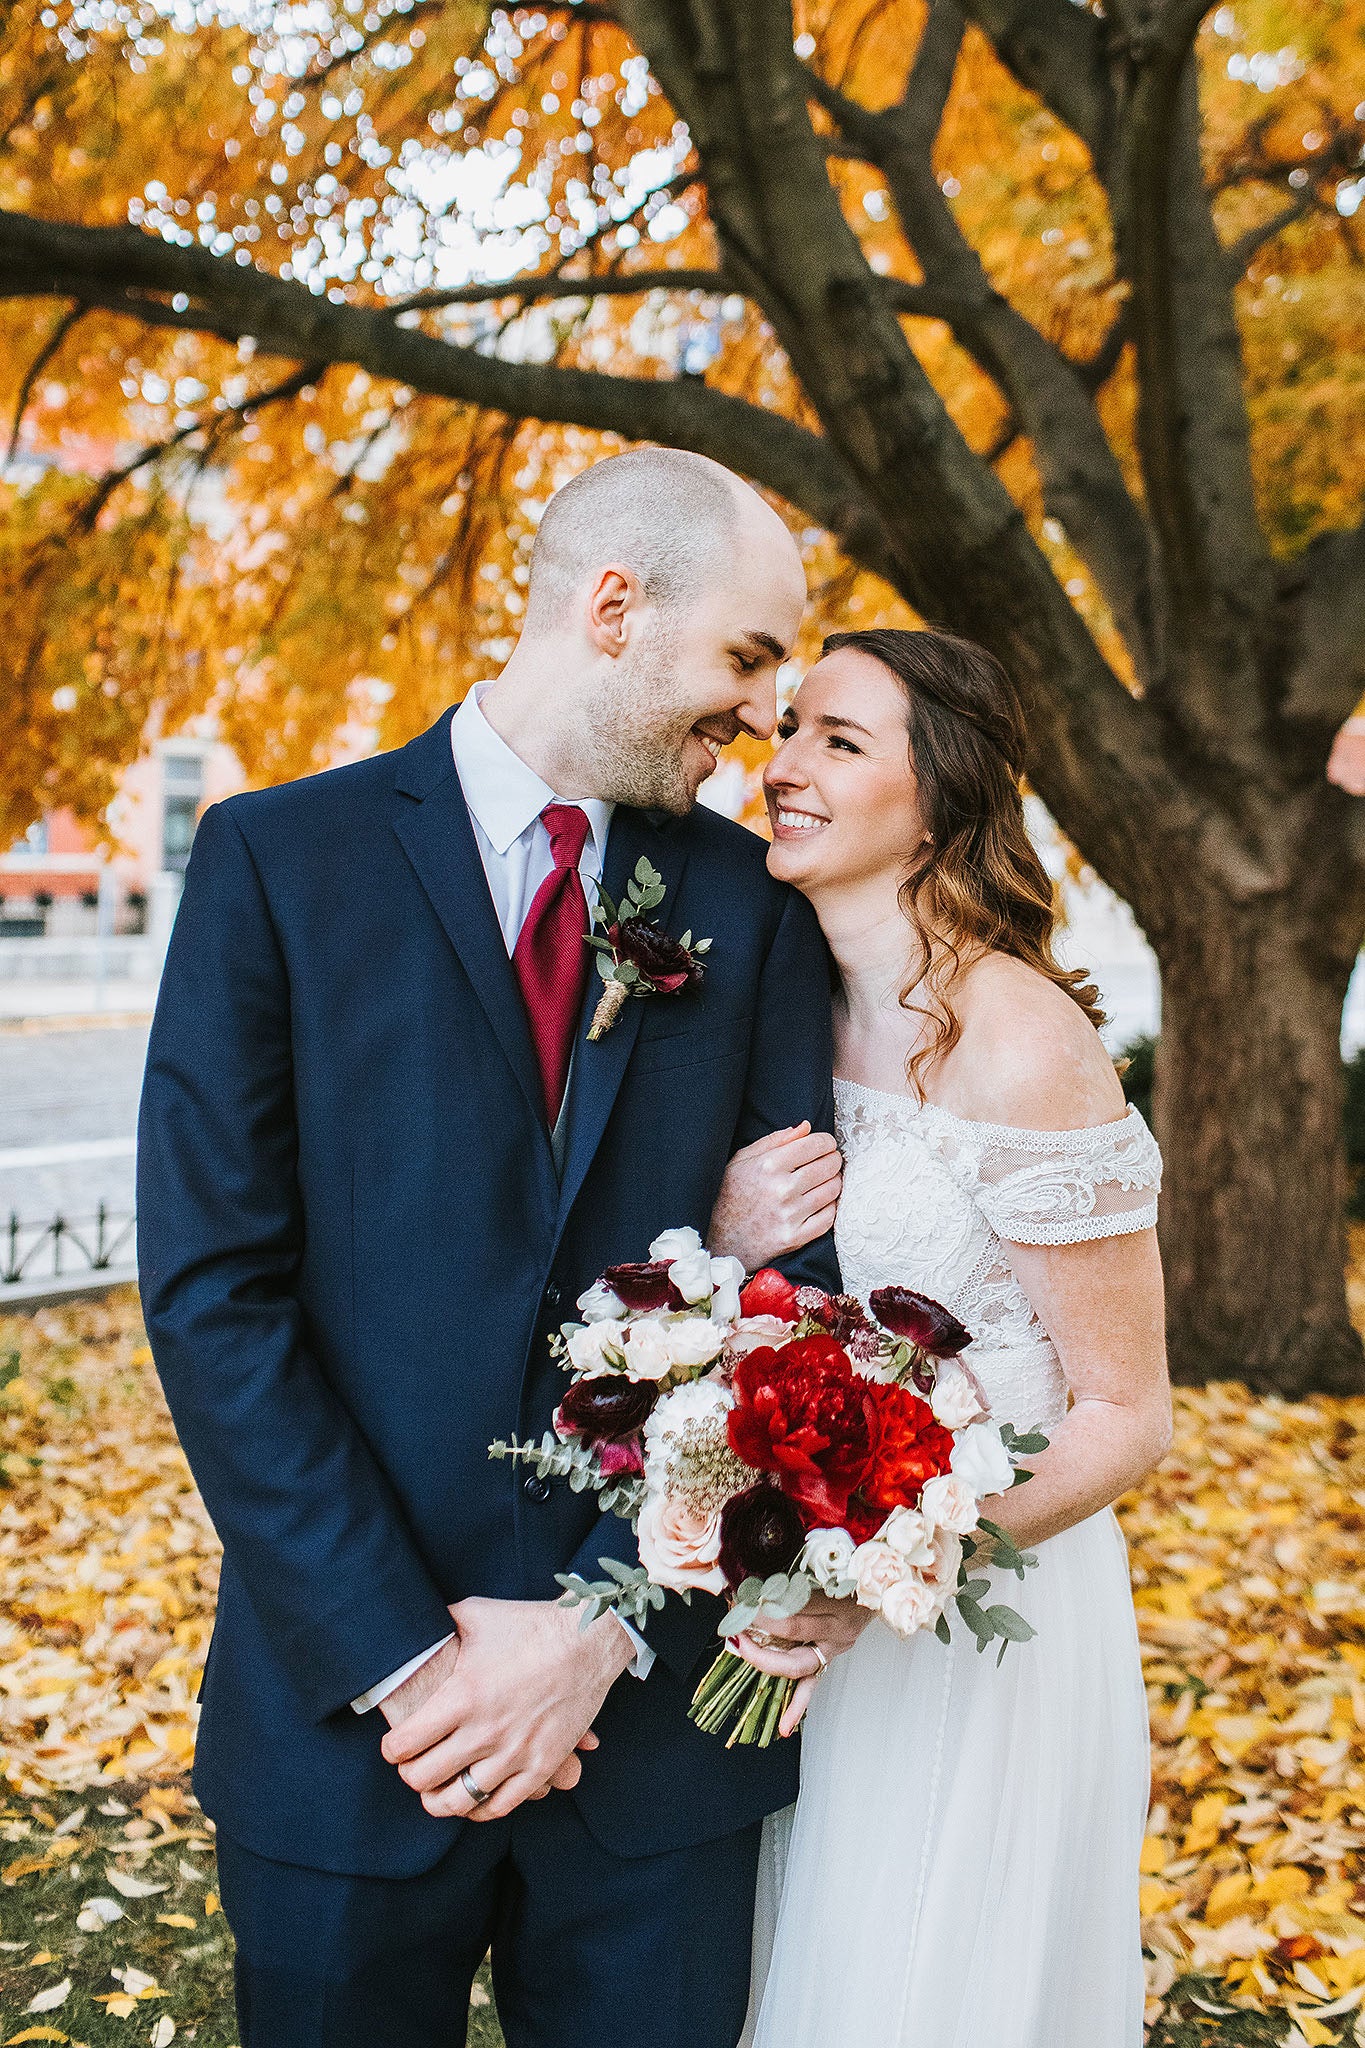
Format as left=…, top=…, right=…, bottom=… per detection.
left=708, top=627, right=1172, bottom=2047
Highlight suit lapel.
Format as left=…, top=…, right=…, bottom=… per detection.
left=391, top=711, right=552, bottom=1150
left=555, top=805, right=691, bottom=1231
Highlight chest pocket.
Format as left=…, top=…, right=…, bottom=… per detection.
left=629, top=1010, right=751, bottom=1078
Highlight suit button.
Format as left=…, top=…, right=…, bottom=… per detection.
left=524, top=1474, right=552, bottom=1503
left=544, top=1282, right=563, bottom=1316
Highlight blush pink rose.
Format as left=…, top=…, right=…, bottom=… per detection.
left=919, top=1473, right=980, bottom=1537
left=880, top=1572, right=940, bottom=1639
left=851, top=1539, right=903, bottom=1611
left=637, top=1492, right=726, bottom=1596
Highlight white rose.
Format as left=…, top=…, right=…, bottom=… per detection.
left=664, top=1317, right=729, bottom=1371
left=576, top=1279, right=628, bottom=1323
left=881, top=1507, right=937, bottom=1570
left=918, top=1473, right=980, bottom=1537
left=636, top=1491, right=726, bottom=1596
left=565, top=1321, right=625, bottom=1373
left=643, top=1377, right=733, bottom=1482
left=851, top=1540, right=903, bottom=1611
left=726, top=1314, right=793, bottom=1359
left=930, top=1360, right=987, bottom=1429
left=621, top=1319, right=675, bottom=1382
left=801, top=1526, right=856, bottom=1591
left=649, top=1225, right=704, bottom=1263
left=707, top=1255, right=746, bottom=1326
left=926, top=1527, right=963, bottom=1596
left=667, top=1245, right=716, bottom=1305
left=880, top=1572, right=939, bottom=1639
left=950, top=1420, right=1015, bottom=1499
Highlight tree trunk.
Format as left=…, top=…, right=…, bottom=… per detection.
left=1154, top=890, right=1364, bottom=1395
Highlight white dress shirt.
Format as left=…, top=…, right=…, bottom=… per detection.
left=351, top=690, right=653, bottom=1714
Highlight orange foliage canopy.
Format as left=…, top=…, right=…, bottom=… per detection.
left=0, top=0, right=1361, bottom=843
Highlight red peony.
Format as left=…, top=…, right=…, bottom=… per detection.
left=869, top=1286, right=971, bottom=1358
left=727, top=1335, right=877, bottom=1525
left=859, top=1381, right=956, bottom=1516
left=739, top=1268, right=801, bottom=1323
left=602, top=1261, right=686, bottom=1312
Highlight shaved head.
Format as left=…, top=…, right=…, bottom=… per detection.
left=524, top=448, right=755, bottom=634
left=482, top=444, right=806, bottom=815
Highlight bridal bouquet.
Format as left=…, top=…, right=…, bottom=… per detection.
left=490, top=1228, right=1047, bottom=1745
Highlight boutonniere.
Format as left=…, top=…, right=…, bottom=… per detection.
left=586, top=857, right=711, bottom=1041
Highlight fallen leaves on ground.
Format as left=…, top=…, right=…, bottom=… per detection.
left=4, top=1294, right=1365, bottom=2044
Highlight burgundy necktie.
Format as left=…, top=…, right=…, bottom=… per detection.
left=512, top=803, right=592, bottom=1126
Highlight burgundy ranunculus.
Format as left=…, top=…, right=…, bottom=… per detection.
left=596, top=1437, right=645, bottom=1478
left=869, top=1286, right=971, bottom=1358
left=610, top=917, right=704, bottom=995
left=602, top=1260, right=685, bottom=1312
left=559, top=1374, right=659, bottom=1442
left=727, top=1335, right=877, bottom=1526
left=719, top=1483, right=807, bottom=1589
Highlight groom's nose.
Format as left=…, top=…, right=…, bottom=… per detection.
left=736, top=679, right=777, bottom=745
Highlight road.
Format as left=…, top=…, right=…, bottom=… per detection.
left=0, top=1022, right=147, bottom=1271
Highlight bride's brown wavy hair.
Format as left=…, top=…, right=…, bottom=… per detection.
left=821, top=627, right=1105, bottom=1096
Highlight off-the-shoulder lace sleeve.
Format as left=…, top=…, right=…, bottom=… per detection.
left=940, top=1104, right=1162, bottom=1246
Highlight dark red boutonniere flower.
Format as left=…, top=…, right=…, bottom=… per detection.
left=727, top=1336, right=877, bottom=1526
left=738, top=1269, right=801, bottom=1323
left=585, top=858, right=711, bottom=1041
left=559, top=1374, right=659, bottom=1442
left=859, top=1381, right=956, bottom=1516
left=719, top=1483, right=807, bottom=1588
left=869, top=1286, right=971, bottom=1358
left=601, top=1261, right=686, bottom=1312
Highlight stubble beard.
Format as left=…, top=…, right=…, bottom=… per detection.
left=579, top=630, right=706, bottom=815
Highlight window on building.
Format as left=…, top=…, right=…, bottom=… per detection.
left=162, top=753, right=205, bottom=873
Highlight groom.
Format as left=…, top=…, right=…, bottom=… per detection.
left=138, top=448, right=841, bottom=2048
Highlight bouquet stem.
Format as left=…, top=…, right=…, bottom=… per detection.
left=689, top=1648, right=795, bottom=1748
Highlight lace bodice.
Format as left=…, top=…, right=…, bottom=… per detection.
left=834, top=1079, right=1162, bottom=1434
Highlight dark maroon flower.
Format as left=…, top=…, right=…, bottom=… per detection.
left=602, top=1261, right=685, bottom=1312
left=559, top=1375, right=659, bottom=1442
left=596, top=1437, right=645, bottom=1478
left=719, top=1483, right=807, bottom=1589
left=609, top=917, right=704, bottom=995
left=869, top=1287, right=971, bottom=1357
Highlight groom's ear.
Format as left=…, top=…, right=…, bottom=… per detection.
left=586, top=563, right=642, bottom=658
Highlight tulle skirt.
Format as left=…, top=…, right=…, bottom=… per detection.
left=743, top=1508, right=1150, bottom=2048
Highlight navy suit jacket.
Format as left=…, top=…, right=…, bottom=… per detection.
left=137, top=708, right=840, bottom=1878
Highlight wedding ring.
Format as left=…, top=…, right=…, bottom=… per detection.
left=460, top=1768, right=491, bottom=1807
left=746, top=1626, right=776, bottom=1649
left=812, top=1644, right=829, bottom=1674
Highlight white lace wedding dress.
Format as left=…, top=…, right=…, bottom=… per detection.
left=744, top=1079, right=1163, bottom=2048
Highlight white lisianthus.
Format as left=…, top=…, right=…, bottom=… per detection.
left=880, top=1572, right=939, bottom=1639
left=650, top=1225, right=705, bottom=1263
left=667, top=1244, right=716, bottom=1305
left=565, top=1321, right=626, bottom=1373
left=929, top=1360, right=987, bottom=1429
left=707, top=1254, right=746, bottom=1326
left=918, top=1473, right=980, bottom=1537
left=663, top=1316, right=729, bottom=1371
left=576, top=1278, right=628, bottom=1323
left=621, top=1318, right=675, bottom=1382
left=881, top=1506, right=937, bottom=1570
left=802, top=1526, right=856, bottom=1591
left=950, top=1419, right=1015, bottom=1499
left=637, top=1492, right=726, bottom=1596
left=851, top=1540, right=903, bottom=1611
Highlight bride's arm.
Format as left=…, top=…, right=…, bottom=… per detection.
left=969, top=1226, right=1171, bottom=1552
left=706, top=1121, right=843, bottom=1272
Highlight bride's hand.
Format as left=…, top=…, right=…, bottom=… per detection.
left=734, top=1594, right=872, bottom=1738
left=707, top=1122, right=843, bottom=1271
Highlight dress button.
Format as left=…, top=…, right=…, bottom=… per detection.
left=544, top=1282, right=563, bottom=1315
left=524, top=1474, right=552, bottom=1503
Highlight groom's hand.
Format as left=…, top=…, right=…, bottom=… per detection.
left=379, top=1597, right=632, bottom=1821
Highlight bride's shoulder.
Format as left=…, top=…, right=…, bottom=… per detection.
left=942, top=954, right=1127, bottom=1133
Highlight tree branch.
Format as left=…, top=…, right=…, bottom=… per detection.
left=1281, top=516, right=1365, bottom=736
left=806, top=15, right=1165, bottom=687
left=386, top=267, right=730, bottom=312
left=1221, top=195, right=1313, bottom=281
left=953, top=0, right=1118, bottom=177
left=5, top=300, right=86, bottom=468
left=0, top=207, right=894, bottom=585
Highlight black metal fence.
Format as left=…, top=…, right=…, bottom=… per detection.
left=3, top=1206, right=136, bottom=1288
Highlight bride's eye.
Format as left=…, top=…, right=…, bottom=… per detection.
left=828, top=734, right=861, bottom=754
left=776, top=715, right=798, bottom=740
